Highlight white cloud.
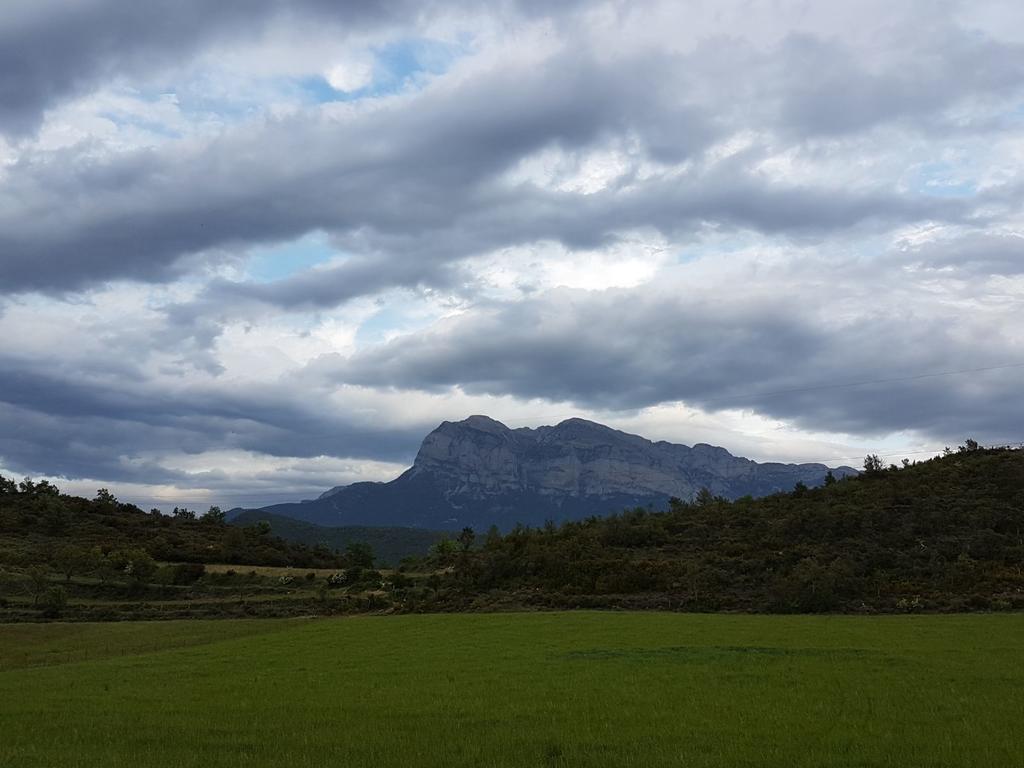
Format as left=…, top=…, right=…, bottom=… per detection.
left=325, top=52, right=376, bottom=92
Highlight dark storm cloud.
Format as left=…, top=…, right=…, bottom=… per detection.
left=329, top=284, right=1024, bottom=442
left=0, top=354, right=425, bottom=484
left=180, top=166, right=967, bottom=317
left=0, top=47, right=691, bottom=294
left=1, top=14, right=1017, bottom=297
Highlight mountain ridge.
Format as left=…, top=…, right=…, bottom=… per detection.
left=251, top=415, right=856, bottom=530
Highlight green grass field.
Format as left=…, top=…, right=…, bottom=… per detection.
left=1, top=612, right=1021, bottom=767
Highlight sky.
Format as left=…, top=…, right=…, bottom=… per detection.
left=1, top=0, right=1023, bottom=511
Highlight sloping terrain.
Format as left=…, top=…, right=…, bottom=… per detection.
left=442, top=446, right=1024, bottom=612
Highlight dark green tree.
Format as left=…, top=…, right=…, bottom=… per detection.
left=457, top=527, right=475, bottom=552
left=202, top=506, right=226, bottom=524
left=863, top=454, right=884, bottom=473
left=345, top=542, right=375, bottom=568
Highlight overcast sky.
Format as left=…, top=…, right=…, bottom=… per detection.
left=1, top=0, right=1023, bottom=510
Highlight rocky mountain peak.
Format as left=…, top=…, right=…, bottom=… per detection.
left=263, top=416, right=857, bottom=530
left=456, top=414, right=513, bottom=435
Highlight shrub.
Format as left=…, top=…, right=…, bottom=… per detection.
left=171, top=562, right=206, bottom=585
left=40, top=585, right=68, bottom=618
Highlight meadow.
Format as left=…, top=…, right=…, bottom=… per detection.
left=1, top=612, right=1021, bottom=767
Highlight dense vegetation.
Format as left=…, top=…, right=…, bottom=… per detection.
left=0, top=481, right=388, bottom=621
left=2, top=613, right=1021, bottom=767
left=229, top=509, right=445, bottom=566
left=0, top=480, right=344, bottom=569
left=1, top=445, right=1021, bottom=621
left=434, top=445, right=1024, bottom=613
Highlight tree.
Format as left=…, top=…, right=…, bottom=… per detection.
left=94, top=549, right=117, bottom=585
left=172, top=507, right=197, bottom=521
left=26, top=565, right=49, bottom=606
left=0, top=474, right=16, bottom=495
left=95, top=488, right=118, bottom=506
left=430, top=537, right=457, bottom=564
left=109, top=548, right=157, bottom=583
left=823, top=470, right=836, bottom=486
left=202, top=506, right=226, bottom=524
left=484, top=525, right=502, bottom=550
left=345, top=542, right=375, bottom=568
left=695, top=487, right=715, bottom=507
left=34, top=480, right=60, bottom=497
left=41, top=586, right=68, bottom=618
left=863, top=454, right=884, bottom=473
left=457, top=527, right=475, bottom=552
left=53, top=545, right=91, bottom=583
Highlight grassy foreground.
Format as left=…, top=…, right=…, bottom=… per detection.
left=1, top=613, right=1021, bottom=768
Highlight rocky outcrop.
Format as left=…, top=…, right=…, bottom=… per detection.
left=408, top=415, right=852, bottom=502
left=259, top=415, right=856, bottom=530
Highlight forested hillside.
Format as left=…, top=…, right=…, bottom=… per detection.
left=2, top=446, right=1021, bottom=620
left=437, top=446, right=1024, bottom=613
left=229, top=510, right=445, bottom=565
left=0, top=479, right=342, bottom=571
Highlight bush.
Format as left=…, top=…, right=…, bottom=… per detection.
left=40, top=585, right=68, bottom=618
left=171, top=562, right=206, bottom=585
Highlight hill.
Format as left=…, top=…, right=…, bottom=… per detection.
left=228, top=510, right=446, bottom=565
left=0, top=478, right=343, bottom=571
left=434, top=446, right=1024, bottom=613
left=258, top=415, right=857, bottom=530
left=1, top=446, right=1021, bottom=620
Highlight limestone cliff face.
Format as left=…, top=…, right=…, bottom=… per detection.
left=407, top=415, right=852, bottom=503
left=271, top=415, right=856, bottom=530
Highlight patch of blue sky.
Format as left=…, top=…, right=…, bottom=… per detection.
left=246, top=232, right=337, bottom=283
left=302, top=36, right=469, bottom=104
left=354, top=301, right=432, bottom=345
left=1003, top=102, right=1024, bottom=120
left=139, top=77, right=269, bottom=127
left=98, top=111, right=183, bottom=139
left=674, top=233, right=762, bottom=264
left=94, top=92, right=188, bottom=139
left=913, top=162, right=978, bottom=199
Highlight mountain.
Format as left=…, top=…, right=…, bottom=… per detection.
left=228, top=510, right=446, bottom=565
left=253, top=415, right=857, bottom=530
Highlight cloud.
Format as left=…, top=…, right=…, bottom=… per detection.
left=330, top=254, right=1024, bottom=441
left=1, top=0, right=1024, bottom=507
left=0, top=343, right=445, bottom=508
left=326, top=53, right=377, bottom=93
left=3, top=6, right=1016, bottom=297
left=903, top=232, right=1024, bottom=275
left=0, top=0, right=446, bottom=137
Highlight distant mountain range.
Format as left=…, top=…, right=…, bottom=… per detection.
left=230, top=415, right=857, bottom=531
